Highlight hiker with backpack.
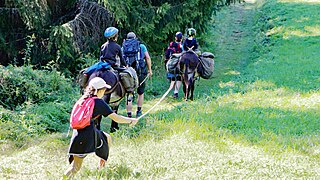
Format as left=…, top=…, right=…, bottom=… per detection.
left=164, top=32, right=184, bottom=99
left=122, top=32, right=153, bottom=118
left=64, top=77, right=138, bottom=178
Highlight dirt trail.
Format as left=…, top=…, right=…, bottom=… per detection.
left=211, top=1, right=259, bottom=78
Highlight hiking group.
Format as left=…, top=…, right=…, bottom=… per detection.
left=164, top=28, right=200, bottom=99
left=64, top=26, right=214, bottom=178
left=165, top=28, right=214, bottom=99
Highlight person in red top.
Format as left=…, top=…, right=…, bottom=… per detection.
left=165, top=32, right=184, bottom=98
left=64, top=77, right=138, bottom=179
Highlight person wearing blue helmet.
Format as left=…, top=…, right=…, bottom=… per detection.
left=164, top=32, right=184, bottom=99
left=100, top=27, right=127, bottom=68
left=80, top=27, right=127, bottom=89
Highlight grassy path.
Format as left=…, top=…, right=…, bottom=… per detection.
left=2, top=0, right=320, bottom=179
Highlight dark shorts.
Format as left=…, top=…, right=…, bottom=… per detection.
left=167, top=73, right=181, bottom=81
left=137, top=73, right=147, bottom=95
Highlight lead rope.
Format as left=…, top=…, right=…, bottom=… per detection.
left=66, top=126, right=71, bottom=137
left=139, top=73, right=150, bottom=87
left=137, top=82, right=174, bottom=120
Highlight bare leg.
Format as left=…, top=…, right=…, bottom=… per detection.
left=174, top=81, right=181, bottom=94
left=137, top=93, right=144, bottom=107
left=64, top=156, right=84, bottom=179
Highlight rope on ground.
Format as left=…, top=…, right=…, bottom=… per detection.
left=137, top=82, right=174, bottom=120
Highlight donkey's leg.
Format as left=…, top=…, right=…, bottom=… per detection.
left=185, top=85, right=189, bottom=101
left=190, top=80, right=195, bottom=101
left=102, top=94, right=119, bottom=133
left=110, top=104, right=120, bottom=133
left=184, top=79, right=190, bottom=100
left=183, top=83, right=189, bottom=101
left=94, top=116, right=102, bottom=130
left=182, top=82, right=187, bottom=100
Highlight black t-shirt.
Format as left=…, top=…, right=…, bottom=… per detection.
left=183, top=38, right=198, bottom=51
left=100, top=40, right=127, bottom=66
left=92, top=98, right=113, bottom=118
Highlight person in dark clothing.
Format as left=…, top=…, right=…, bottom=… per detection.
left=183, top=28, right=199, bottom=52
left=81, top=27, right=127, bottom=87
left=64, top=77, right=138, bottom=179
left=165, top=32, right=184, bottom=98
left=100, top=27, right=127, bottom=68
left=124, top=32, right=153, bottom=118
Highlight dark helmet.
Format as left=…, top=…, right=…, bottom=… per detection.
left=104, top=27, right=119, bottom=38
left=175, top=31, right=183, bottom=40
left=187, top=28, right=196, bottom=37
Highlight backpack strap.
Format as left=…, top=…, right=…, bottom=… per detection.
left=138, top=45, right=141, bottom=61
left=91, top=97, right=101, bottom=120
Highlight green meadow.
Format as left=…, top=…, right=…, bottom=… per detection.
left=1, top=0, right=320, bottom=179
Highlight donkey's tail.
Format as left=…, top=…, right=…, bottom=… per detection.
left=184, top=58, right=189, bottom=86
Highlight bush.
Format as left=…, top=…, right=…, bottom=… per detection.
left=0, top=65, right=78, bottom=145
left=0, top=65, right=74, bottom=110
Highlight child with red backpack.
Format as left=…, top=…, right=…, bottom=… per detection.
left=64, top=77, right=138, bottom=179
left=164, top=32, right=184, bottom=98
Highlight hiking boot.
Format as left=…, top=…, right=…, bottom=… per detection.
left=173, top=93, right=178, bottom=99
left=136, top=111, right=142, bottom=118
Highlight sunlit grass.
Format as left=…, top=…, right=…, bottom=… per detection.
left=224, top=70, right=240, bottom=75
left=218, top=88, right=320, bottom=111
left=2, top=0, right=320, bottom=179
left=283, top=25, right=320, bottom=38
left=267, top=25, right=320, bottom=38
left=279, top=0, right=320, bottom=4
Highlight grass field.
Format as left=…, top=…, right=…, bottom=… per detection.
left=1, top=0, right=320, bottom=179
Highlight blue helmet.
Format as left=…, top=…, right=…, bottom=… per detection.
left=104, top=27, right=119, bottom=38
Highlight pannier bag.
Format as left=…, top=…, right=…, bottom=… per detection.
left=119, top=67, right=139, bottom=93
left=79, top=61, right=111, bottom=88
left=198, top=52, right=215, bottom=79
left=166, top=53, right=182, bottom=74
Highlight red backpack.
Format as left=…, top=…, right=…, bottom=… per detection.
left=70, top=97, right=99, bottom=129
left=168, top=42, right=182, bottom=54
